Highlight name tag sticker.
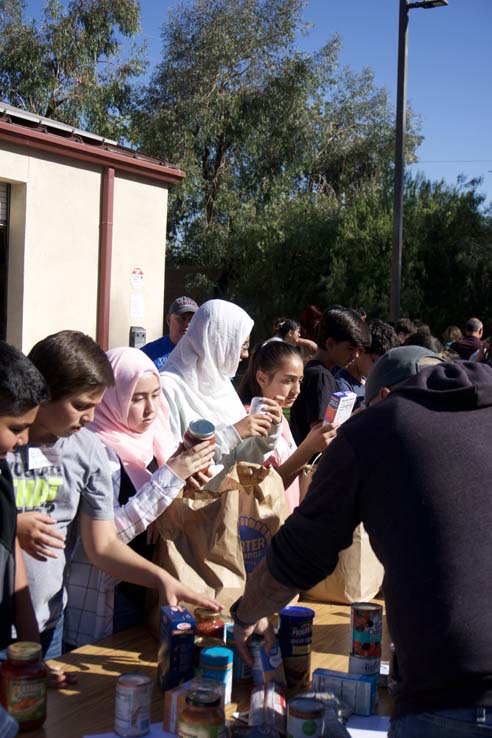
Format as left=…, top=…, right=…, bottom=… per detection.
left=28, top=447, right=62, bottom=470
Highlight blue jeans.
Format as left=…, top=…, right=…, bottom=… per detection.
left=40, top=615, right=64, bottom=660
left=390, top=708, right=492, bottom=737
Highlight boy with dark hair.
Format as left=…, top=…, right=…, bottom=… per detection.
left=12, top=331, right=218, bottom=659
left=290, top=308, right=370, bottom=444
left=0, top=341, right=49, bottom=651
left=335, top=319, right=399, bottom=406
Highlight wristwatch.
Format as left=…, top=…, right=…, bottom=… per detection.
left=229, top=597, right=254, bottom=628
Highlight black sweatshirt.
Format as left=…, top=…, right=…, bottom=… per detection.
left=267, top=361, right=492, bottom=716
left=0, top=460, right=16, bottom=649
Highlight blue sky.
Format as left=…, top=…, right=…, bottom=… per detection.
left=26, top=0, right=492, bottom=204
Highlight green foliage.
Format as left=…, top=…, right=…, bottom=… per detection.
left=134, top=0, right=427, bottom=333
left=0, top=0, right=145, bottom=138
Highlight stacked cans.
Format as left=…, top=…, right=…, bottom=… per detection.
left=348, top=603, right=383, bottom=677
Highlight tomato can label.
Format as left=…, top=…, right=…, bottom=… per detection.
left=350, top=603, right=383, bottom=658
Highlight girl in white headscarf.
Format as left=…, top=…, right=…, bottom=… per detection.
left=161, top=299, right=282, bottom=476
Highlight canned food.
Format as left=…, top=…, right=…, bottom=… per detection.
left=178, top=687, right=226, bottom=738
left=183, top=419, right=216, bottom=448
left=278, top=606, right=314, bottom=690
left=194, top=636, right=224, bottom=669
left=287, top=697, right=325, bottom=738
left=248, top=636, right=286, bottom=686
left=350, top=603, right=383, bottom=659
left=114, top=673, right=152, bottom=737
left=225, top=624, right=253, bottom=683
left=183, top=419, right=216, bottom=472
left=348, top=654, right=380, bottom=676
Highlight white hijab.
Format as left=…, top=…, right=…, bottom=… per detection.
left=161, top=299, right=253, bottom=430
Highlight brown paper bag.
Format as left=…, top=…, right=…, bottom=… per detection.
left=302, top=523, right=384, bottom=604
left=147, top=462, right=289, bottom=633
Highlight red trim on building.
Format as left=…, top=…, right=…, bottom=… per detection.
left=0, top=119, right=185, bottom=184
left=97, top=167, right=115, bottom=350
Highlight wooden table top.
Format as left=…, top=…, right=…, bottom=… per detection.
left=29, top=600, right=391, bottom=738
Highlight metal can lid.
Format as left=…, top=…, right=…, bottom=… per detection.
left=195, top=607, right=222, bottom=620
left=188, top=419, right=215, bottom=439
left=7, top=641, right=42, bottom=662
left=280, top=606, right=315, bottom=620
left=186, top=688, right=221, bottom=708
left=200, top=646, right=233, bottom=668
left=288, top=697, right=325, bottom=718
left=351, top=602, right=383, bottom=612
left=117, top=672, right=153, bottom=688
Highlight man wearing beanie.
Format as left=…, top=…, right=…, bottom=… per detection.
left=231, top=351, right=492, bottom=737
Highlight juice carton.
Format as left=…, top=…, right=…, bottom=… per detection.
left=323, top=391, right=357, bottom=426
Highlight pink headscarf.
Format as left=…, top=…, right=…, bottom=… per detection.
left=88, top=347, right=175, bottom=489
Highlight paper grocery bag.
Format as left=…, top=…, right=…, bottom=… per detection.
left=302, top=523, right=384, bottom=605
left=147, top=462, right=289, bottom=634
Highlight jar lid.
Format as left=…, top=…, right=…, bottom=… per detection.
left=7, top=641, right=42, bottom=661
left=186, top=688, right=221, bottom=708
left=188, top=419, right=215, bottom=439
left=200, top=646, right=233, bottom=668
left=195, top=607, right=222, bottom=620
left=280, top=606, right=315, bottom=619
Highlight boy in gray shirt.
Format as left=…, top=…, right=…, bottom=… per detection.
left=11, top=330, right=219, bottom=659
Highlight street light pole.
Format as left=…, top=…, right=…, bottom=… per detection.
left=389, top=0, right=448, bottom=322
left=390, top=0, right=408, bottom=323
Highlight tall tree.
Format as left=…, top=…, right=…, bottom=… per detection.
left=0, top=0, right=145, bottom=138
left=135, top=0, right=421, bottom=329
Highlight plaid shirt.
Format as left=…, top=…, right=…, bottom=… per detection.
left=64, top=446, right=184, bottom=647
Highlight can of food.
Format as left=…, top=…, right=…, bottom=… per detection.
left=248, top=635, right=286, bottom=686
left=199, top=647, right=233, bottom=705
left=249, top=397, right=269, bottom=415
left=178, top=687, right=226, bottom=738
left=183, top=419, right=216, bottom=472
left=350, top=603, right=383, bottom=659
left=278, top=606, right=314, bottom=690
left=194, top=636, right=224, bottom=669
left=183, top=419, right=216, bottom=449
left=225, top=623, right=253, bottom=683
left=348, top=654, right=380, bottom=676
left=114, top=673, right=152, bottom=737
left=287, top=697, right=325, bottom=738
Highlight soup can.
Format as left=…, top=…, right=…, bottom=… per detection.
left=350, top=603, right=383, bottom=659
left=278, top=606, right=314, bottom=690
left=248, top=635, right=286, bottom=686
left=287, top=697, right=325, bottom=738
left=183, top=419, right=215, bottom=472
left=114, top=673, right=152, bottom=737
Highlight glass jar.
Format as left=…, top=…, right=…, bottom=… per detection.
left=0, top=641, right=47, bottom=731
left=178, top=688, right=226, bottom=738
left=194, top=608, right=225, bottom=640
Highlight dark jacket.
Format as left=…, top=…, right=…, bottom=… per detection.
left=450, top=335, right=482, bottom=360
left=0, top=460, right=16, bottom=649
left=267, top=361, right=492, bottom=716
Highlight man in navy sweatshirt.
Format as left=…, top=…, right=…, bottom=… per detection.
left=231, top=359, right=492, bottom=738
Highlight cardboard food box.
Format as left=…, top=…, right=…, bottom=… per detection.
left=323, top=391, right=357, bottom=426
left=312, top=668, right=377, bottom=716
left=157, top=605, right=195, bottom=691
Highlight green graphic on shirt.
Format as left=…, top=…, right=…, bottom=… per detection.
left=14, top=476, right=64, bottom=508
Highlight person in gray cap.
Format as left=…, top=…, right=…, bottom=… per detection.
left=141, top=296, right=198, bottom=371
left=230, top=352, right=492, bottom=737
left=364, top=344, right=442, bottom=407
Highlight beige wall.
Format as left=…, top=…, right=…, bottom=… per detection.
left=0, top=140, right=169, bottom=352
left=110, top=173, right=168, bottom=348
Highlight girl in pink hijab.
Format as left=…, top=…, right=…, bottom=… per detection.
left=65, top=348, right=217, bottom=647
